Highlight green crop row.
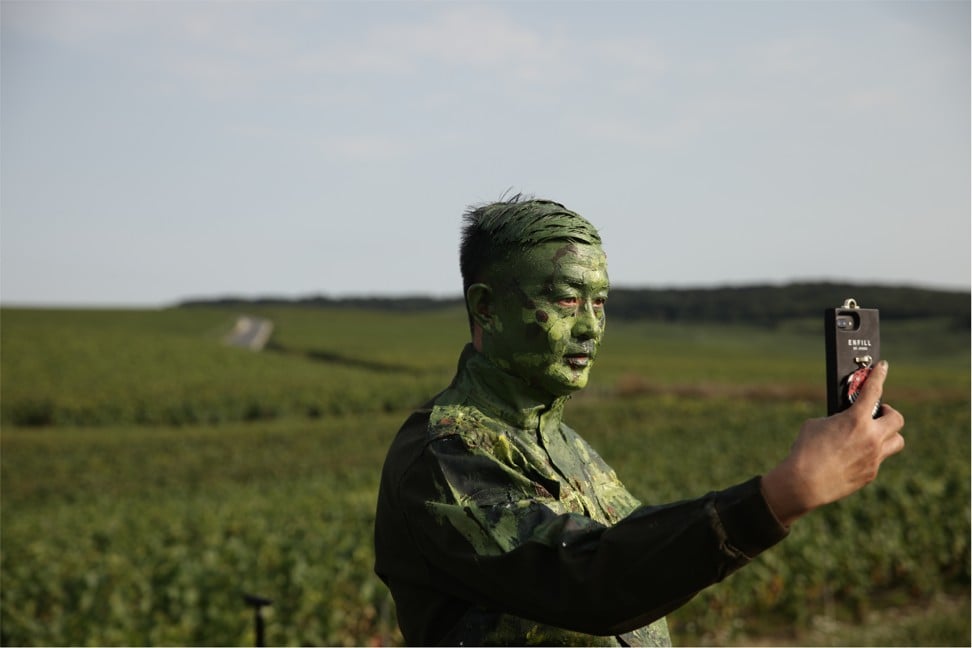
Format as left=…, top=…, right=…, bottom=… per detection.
left=2, top=395, right=968, bottom=646
left=1, top=415, right=401, bottom=647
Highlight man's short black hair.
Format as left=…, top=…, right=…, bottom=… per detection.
left=459, top=193, right=601, bottom=330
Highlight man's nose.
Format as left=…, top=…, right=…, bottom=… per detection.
left=573, top=302, right=602, bottom=340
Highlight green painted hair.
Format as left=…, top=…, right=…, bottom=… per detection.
left=460, top=194, right=601, bottom=327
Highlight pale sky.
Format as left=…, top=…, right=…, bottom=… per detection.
left=2, top=0, right=969, bottom=307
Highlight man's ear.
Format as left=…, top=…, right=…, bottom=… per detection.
left=466, top=283, right=495, bottom=333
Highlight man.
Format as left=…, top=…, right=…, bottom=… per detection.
left=373, top=196, right=905, bottom=646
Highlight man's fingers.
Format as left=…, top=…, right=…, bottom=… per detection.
left=853, top=360, right=888, bottom=417
left=883, top=431, right=906, bottom=457
left=876, top=403, right=905, bottom=457
left=877, top=403, right=905, bottom=433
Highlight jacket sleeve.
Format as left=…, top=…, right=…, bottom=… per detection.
left=399, top=434, right=788, bottom=637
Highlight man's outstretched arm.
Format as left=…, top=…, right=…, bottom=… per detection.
left=761, top=360, right=906, bottom=527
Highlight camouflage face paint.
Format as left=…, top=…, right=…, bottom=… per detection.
left=482, top=242, right=609, bottom=399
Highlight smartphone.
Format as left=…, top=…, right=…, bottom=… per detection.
left=824, top=298, right=881, bottom=416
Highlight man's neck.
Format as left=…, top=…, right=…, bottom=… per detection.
left=450, top=344, right=568, bottom=430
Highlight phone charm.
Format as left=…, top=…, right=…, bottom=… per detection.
left=845, top=358, right=881, bottom=418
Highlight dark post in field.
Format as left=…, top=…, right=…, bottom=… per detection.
left=242, top=593, right=272, bottom=647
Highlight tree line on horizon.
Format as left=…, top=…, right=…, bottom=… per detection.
left=179, top=282, right=970, bottom=328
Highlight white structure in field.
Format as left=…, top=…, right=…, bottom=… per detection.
left=225, top=316, right=274, bottom=351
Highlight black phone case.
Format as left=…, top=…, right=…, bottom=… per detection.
left=824, top=299, right=880, bottom=415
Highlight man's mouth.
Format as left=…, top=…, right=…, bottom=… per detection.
left=565, top=354, right=591, bottom=369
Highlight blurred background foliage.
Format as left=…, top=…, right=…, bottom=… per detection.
left=1, top=293, right=968, bottom=646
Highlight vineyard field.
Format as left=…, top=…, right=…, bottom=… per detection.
left=1, top=306, right=968, bottom=646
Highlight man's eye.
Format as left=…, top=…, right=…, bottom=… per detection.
left=593, top=297, right=606, bottom=308
left=557, top=297, right=579, bottom=307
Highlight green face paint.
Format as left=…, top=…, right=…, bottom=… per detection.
left=481, top=241, right=609, bottom=399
